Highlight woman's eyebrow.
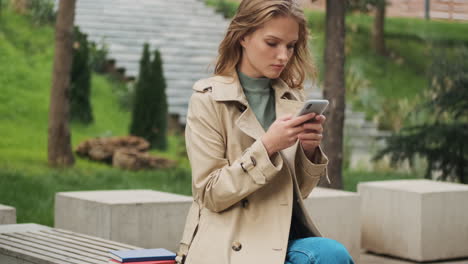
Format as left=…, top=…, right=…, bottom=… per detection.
left=265, top=35, right=298, bottom=43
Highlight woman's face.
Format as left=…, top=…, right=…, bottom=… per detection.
left=239, top=15, right=299, bottom=79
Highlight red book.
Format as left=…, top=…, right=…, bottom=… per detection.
left=108, top=259, right=175, bottom=264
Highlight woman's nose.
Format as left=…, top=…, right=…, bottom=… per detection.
left=277, top=46, right=288, bottom=62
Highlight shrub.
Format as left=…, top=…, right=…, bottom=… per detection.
left=89, top=41, right=109, bottom=73
left=375, top=47, right=468, bottom=183
left=130, top=44, right=168, bottom=150
left=206, top=0, right=238, bottom=18
left=70, top=27, right=93, bottom=124
left=29, top=0, right=55, bottom=25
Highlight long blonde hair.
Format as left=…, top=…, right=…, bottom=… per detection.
left=214, top=0, right=315, bottom=89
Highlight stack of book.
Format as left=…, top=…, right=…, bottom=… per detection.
left=108, top=248, right=176, bottom=264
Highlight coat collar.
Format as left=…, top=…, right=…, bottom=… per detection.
left=209, top=72, right=296, bottom=105
left=208, top=72, right=304, bottom=140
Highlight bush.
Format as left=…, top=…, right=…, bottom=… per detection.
left=130, top=44, right=168, bottom=150
left=89, top=41, right=109, bottom=73
left=29, top=0, right=55, bottom=25
left=375, top=47, right=468, bottom=183
left=70, top=27, right=93, bottom=124
left=206, top=0, right=238, bottom=18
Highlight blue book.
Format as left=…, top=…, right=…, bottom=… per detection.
left=109, top=248, right=176, bottom=263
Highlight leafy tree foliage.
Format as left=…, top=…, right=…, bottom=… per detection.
left=375, top=47, right=468, bottom=183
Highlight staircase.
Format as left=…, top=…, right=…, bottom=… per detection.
left=72, top=0, right=228, bottom=123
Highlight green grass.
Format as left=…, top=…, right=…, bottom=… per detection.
left=0, top=8, right=192, bottom=226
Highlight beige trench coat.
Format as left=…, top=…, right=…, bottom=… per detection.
left=176, top=73, right=329, bottom=264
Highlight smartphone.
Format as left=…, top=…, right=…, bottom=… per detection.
left=296, top=99, right=329, bottom=117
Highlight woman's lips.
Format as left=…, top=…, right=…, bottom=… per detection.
left=272, top=64, right=284, bottom=71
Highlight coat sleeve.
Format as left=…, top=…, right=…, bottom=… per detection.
left=295, top=144, right=328, bottom=199
left=186, top=91, right=283, bottom=213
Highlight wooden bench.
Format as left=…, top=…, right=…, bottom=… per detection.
left=0, top=223, right=142, bottom=264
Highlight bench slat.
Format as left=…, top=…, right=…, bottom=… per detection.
left=40, top=229, right=136, bottom=251
left=29, top=230, right=124, bottom=253
left=0, top=241, right=66, bottom=264
left=19, top=231, right=108, bottom=258
left=8, top=232, right=108, bottom=262
left=0, top=234, right=102, bottom=264
left=52, top=228, right=141, bottom=250
left=0, top=238, right=87, bottom=264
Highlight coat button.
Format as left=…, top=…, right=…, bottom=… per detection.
left=250, top=156, right=257, bottom=166
left=241, top=199, right=249, bottom=208
left=232, top=241, right=242, bottom=251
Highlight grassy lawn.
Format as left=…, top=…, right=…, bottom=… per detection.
left=0, top=8, right=192, bottom=226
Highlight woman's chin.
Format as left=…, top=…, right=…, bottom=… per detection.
left=264, top=71, right=282, bottom=79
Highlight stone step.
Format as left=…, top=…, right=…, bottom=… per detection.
left=106, top=43, right=219, bottom=57
left=82, top=31, right=222, bottom=49
left=87, top=35, right=220, bottom=50
left=76, top=22, right=225, bottom=37
left=75, top=4, right=219, bottom=18
left=113, top=53, right=216, bottom=67
left=75, top=14, right=229, bottom=30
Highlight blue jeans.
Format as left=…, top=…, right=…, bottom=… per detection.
left=285, top=237, right=355, bottom=264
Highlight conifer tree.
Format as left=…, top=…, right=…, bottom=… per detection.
left=150, top=50, right=168, bottom=150
left=70, top=26, right=93, bottom=124
left=130, top=44, right=168, bottom=150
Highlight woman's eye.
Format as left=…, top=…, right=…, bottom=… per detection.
left=287, top=45, right=295, bottom=50
left=266, top=42, right=277, bottom=47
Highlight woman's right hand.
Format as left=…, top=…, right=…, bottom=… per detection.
left=261, top=113, right=316, bottom=157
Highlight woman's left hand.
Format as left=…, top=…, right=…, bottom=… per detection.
left=297, top=114, right=326, bottom=159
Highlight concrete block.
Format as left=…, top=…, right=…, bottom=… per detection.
left=0, top=204, right=16, bottom=224
left=55, top=190, right=192, bottom=252
left=304, top=187, right=361, bottom=264
left=359, top=179, right=468, bottom=262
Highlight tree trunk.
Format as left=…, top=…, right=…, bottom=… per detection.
left=48, top=0, right=76, bottom=167
left=372, top=2, right=387, bottom=56
left=321, top=0, right=346, bottom=189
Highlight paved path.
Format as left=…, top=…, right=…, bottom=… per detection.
left=362, top=251, right=468, bottom=264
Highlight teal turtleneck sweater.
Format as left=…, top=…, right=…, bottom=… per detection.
left=237, top=70, right=276, bottom=131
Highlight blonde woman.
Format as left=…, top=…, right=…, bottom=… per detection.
left=176, top=0, right=354, bottom=263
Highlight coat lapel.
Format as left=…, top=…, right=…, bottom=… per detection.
left=235, top=108, right=265, bottom=140
left=210, top=74, right=304, bottom=141
left=273, top=79, right=304, bottom=120
left=210, top=73, right=266, bottom=140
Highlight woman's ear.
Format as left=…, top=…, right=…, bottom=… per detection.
left=239, top=34, right=248, bottom=48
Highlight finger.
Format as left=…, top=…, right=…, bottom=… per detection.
left=288, top=125, right=306, bottom=136
left=315, top=115, right=326, bottom=123
left=298, top=132, right=323, bottom=141
left=289, top=113, right=316, bottom=127
left=299, top=140, right=320, bottom=150
left=302, top=123, right=323, bottom=133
